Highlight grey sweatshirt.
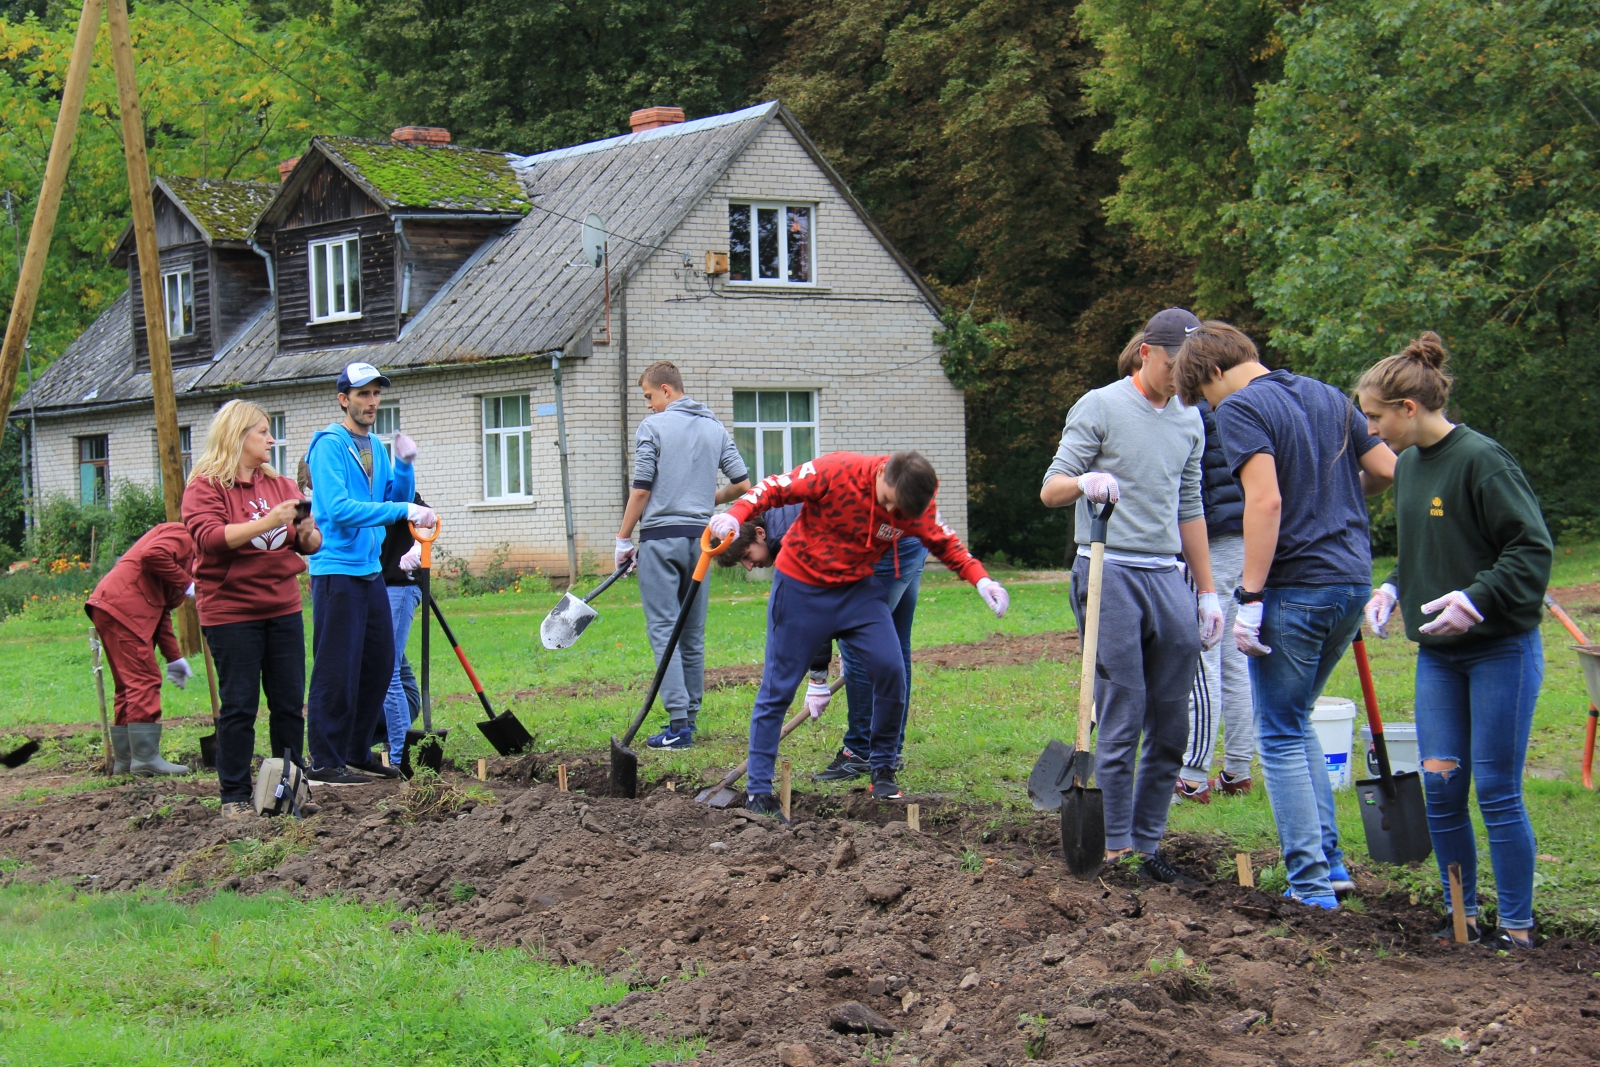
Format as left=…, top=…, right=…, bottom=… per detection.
left=1043, top=377, right=1205, bottom=556
left=633, top=398, right=749, bottom=536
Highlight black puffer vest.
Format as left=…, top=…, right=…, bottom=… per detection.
left=1197, top=400, right=1244, bottom=537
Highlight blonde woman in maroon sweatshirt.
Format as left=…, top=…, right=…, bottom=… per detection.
left=184, top=400, right=321, bottom=819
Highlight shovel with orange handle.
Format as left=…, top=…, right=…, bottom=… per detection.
left=400, top=519, right=448, bottom=778
left=1544, top=593, right=1597, bottom=790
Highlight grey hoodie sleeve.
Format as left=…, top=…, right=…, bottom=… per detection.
left=719, top=429, right=749, bottom=484
left=1178, top=410, right=1205, bottom=524
left=1043, top=391, right=1105, bottom=485
left=632, top=422, right=660, bottom=490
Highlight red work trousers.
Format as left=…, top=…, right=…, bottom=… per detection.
left=89, top=607, right=165, bottom=725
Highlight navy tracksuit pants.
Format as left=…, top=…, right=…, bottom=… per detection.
left=307, top=573, right=394, bottom=772
left=747, top=570, right=904, bottom=797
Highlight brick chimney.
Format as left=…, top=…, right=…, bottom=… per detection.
left=629, top=107, right=685, bottom=133
left=277, top=156, right=300, bottom=183
left=391, top=126, right=452, bottom=146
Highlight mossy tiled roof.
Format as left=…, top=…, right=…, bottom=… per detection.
left=160, top=177, right=278, bottom=242
left=317, top=137, right=531, bottom=214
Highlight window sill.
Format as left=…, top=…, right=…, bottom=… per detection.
left=466, top=500, right=539, bottom=511
left=723, top=283, right=830, bottom=293
left=308, top=313, right=364, bottom=325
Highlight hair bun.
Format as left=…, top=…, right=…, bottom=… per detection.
left=1401, top=330, right=1449, bottom=370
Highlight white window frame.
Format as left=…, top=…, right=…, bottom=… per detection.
left=161, top=266, right=194, bottom=338
left=732, top=390, right=818, bottom=483
left=373, top=403, right=400, bottom=461
left=308, top=234, right=362, bottom=323
left=482, top=393, right=533, bottom=501
left=269, top=412, right=289, bottom=473
left=727, top=201, right=816, bottom=286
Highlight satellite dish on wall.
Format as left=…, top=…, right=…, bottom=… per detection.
left=581, top=213, right=607, bottom=268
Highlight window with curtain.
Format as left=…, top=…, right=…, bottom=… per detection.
left=373, top=403, right=400, bottom=460
left=727, top=203, right=813, bottom=284
left=78, top=435, right=108, bottom=505
left=308, top=234, right=362, bottom=322
left=269, top=412, right=288, bottom=473
left=732, top=391, right=817, bottom=482
left=161, top=267, right=194, bottom=338
left=483, top=394, right=533, bottom=500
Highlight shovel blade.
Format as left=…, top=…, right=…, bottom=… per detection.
left=476, top=709, right=533, bottom=756
left=707, top=787, right=740, bottom=808
left=609, top=735, right=638, bottom=798
left=199, top=731, right=218, bottom=770
left=0, top=739, right=40, bottom=769
left=540, top=594, right=599, bottom=650
left=1060, top=783, right=1105, bottom=880
left=1028, top=739, right=1076, bottom=811
left=1355, top=770, right=1433, bottom=865
left=401, top=728, right=449, bottom=779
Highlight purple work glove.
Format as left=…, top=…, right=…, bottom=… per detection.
left=977, top=577, right=1010, bottom=618
left=1419, top=590, right=1482, bottom=637
left=392, top=433, right=418, bottom=463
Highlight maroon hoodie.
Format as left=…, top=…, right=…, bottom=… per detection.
left=182, top=472, right=309, bottom=626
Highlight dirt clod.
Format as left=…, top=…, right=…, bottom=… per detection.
left=825, top=1002, right=895, bottom=1036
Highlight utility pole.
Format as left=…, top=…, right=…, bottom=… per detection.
left=3, top=191, right=40, bottom=533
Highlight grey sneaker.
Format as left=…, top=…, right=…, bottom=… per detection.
left=812, top=748, right=870, bottom=782
left=220, top=801, right=257, bottom=821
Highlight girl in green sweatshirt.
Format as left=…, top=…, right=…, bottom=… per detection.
left=1356, top=332, right=1552, bottom=950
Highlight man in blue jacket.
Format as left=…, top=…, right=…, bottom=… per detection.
left=304, top=362, right=436, bottom=784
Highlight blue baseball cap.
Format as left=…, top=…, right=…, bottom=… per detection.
left=336, top=362, right=391, bottom=392
left=1142, top=308, right=1202, bottom=349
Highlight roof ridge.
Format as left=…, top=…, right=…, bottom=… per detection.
left=513, top=101, right=778, bottom=167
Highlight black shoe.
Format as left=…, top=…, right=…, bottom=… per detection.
left=871, top=768, right=903, bottom=800
left=1137, top=850, right=1193, bottom=885
left=1482, top=928, right=1537, bottom=950
left=812, top=748, right=870, bottom=782
left=745, top=793, right=791, bottom=825
left=349, top=759, right=403, bottom=780
left=1430, top=919, right=1482, bottom=944
left=307, top=767, right=372, bottom=786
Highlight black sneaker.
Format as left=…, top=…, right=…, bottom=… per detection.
left=1482, top=928, right=1537, bottom=950
left=349, top=758, right=403, bottom=780
left=871, top=768, right=903, bottom=800
left=307, top=767, right=372, bottom=786
left=1137, top=850, right=1193, bottom=885
left=1431, top=919, right=1482, bottom=944
left=745, top=793, right=791, bottom=825
left=812, top=748, right=870, bottom=782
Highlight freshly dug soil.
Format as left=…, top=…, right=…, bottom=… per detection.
left=2, top=769, right=1596, bottom=1067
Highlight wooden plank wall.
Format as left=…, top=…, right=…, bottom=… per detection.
left=211, top=251, right=271, bottom=346
left=282, top=161, right=384, bottom=229
left=155, top=195, right=203, bottom=248
left=399, top=219, right=503, bottom=318
left=272, top=215, right=398, bottom=353
left=130, top=242, right=212, bottom=371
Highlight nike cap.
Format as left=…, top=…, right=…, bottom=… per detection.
left=336, top=362, right=391, bottom=392
left=1142, top=308, right=1202, bottom=350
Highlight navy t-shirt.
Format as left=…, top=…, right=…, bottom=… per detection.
left=1213, top=369, right=1381, bottom=586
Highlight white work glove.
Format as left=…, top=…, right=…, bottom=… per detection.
left=185, top=582, right=196, bottom=599
left=406, top=503, right=438, bottom=528
left=1076, top=472, right=1120, bottom=503
left=977, top=577, right=1010, bottom=618
left=165, top=657, right=194, bottom=689
left=1366, top=583, right=1399, bottom=638
left=1233, top=600, right=1272, bottom=657
left=805, top=681, right=833, bottom=720
left=614, top=537, right=637, bottom=574
left=1197, top=591, right=1224, bottom=651
left=708, top=512, right=740, bottom=542
left=1419, top=590, right=1483, bottom=637
left=398, top=544, right=422, bottom=574
left=392, top=432, right=418, bottom=463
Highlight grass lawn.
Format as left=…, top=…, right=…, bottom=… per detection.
left=3, top=543, right=1600, bottom=933
left=0, top=880, right=690, bottom=1066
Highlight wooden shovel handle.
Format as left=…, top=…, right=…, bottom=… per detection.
left=1074, top=500, right=1115, bottom=756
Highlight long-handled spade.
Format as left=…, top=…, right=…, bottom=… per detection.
left=540, top=564, right=631, bottom=650
left=1351, top=634, right=1432, bottom=865
left=428, top=593, right=533, bottom=756
left=401, top=520, right=449, bottom=778
left=610, top=525, right=733, bottom=798
left=198, top=635, right=222, bottom=770
left=695, top=678, right=844, bottom=807
left=1059, top=499, right=1115, bottom=879
left=1544, top=593, right=1598, bottom=790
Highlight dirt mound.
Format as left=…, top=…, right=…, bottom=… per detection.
left=2, top=771, right=1596, bottom=1067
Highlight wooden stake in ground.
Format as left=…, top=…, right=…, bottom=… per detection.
left=89, top=633, right=112, bottom=773
left=1236, top=852, right=1254, bottom=888
left=906, top=803, right=920, bottom=833
left=1447, top=862, right=1470, bottom=944
left=779, top=758, right=791, bottom=820
left=106, top=0, right=203, bottom=657
left=476, top=758, right=487, bottom=782
left=556, top=764, right=568, bottom=792
left=0, top=0, right=103, bottom=435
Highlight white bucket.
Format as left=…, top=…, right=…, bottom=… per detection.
left=1311, top=697, right=1357, bottom=790
left=1358, top=722, right=1421, bottom=776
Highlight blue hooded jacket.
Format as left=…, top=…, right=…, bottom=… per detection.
left=305, top=422, right=415, bottom=576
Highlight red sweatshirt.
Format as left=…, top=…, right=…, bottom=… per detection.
left=85, top=522, right=194, bottom=659
left=723, top=452, right=988, bottom=587
left=182, top=472, right=309, bottom=626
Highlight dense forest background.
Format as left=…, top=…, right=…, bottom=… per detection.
left=1, top=0, right=1596, bottom=564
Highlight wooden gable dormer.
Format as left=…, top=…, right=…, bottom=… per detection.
left=110, top=177, right=277, bottom=371
left=255, top=130, right=532, bottom=355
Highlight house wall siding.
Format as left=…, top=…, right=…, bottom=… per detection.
left=272, top=216, right=398, bottom=353
left=130, top=243, right=213, bottom=371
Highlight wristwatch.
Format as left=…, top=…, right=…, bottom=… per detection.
left=1233, top=587, right=1264, bottom=605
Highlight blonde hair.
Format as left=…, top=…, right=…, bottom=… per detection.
left=1116, top=331, right=1147, bottom=379
left=1355, top=331, right=1454, bottom=412
left=188, top=399, right=280, bottom=488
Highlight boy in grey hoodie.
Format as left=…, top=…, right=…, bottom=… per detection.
left=615, top=361, right=750, bottom=747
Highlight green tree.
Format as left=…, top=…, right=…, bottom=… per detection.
left=1241, top=0, right=1600, bottom=534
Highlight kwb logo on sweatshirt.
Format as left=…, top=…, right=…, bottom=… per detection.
left=248, top=496, right=289, bottom=551
left=1430, top=496, right=1444, bottom=518
left=875, top=523, right=904, bottom=541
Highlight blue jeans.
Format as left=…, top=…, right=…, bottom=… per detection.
left=841, top=538, right=927, bottom=760
left=1414, top=630, right=1542, bottom=930
left=383, top=584, right=422, bottom=760
left=1251, top=584, right=1367, bottom=901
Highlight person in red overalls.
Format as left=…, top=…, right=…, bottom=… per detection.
left=86, top=522, right=197, bottom=776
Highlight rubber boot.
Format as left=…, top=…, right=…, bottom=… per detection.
left=109, top=725, right=132, bottom=775
left=127, top=722, right=190, bottom=777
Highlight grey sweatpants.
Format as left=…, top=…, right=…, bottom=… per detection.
left=1181, top=533, right=1255, bottom=783
left=1071, top=555, right=1201, bottom=853
left=638, top=536, right=710, bottom=728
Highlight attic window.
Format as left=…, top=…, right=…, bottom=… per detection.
left=309, top=234, right=362, bottom=323
left=161, top=267, right=194, bottom=339
left=728, top=203, right=813, bottom=284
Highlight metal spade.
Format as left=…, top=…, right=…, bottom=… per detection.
left=1060, top=499, right=1114, bottom=879
left=540, top=565, right=631, bottom=650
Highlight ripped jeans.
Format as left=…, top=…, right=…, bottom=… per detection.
left=1413, top=629, right=1542, bottom=931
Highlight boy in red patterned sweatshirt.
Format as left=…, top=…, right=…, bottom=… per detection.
left=710, top=451, right=1008, bottom=817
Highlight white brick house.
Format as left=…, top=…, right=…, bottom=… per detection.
left=19, top=102, right=966, bottom=576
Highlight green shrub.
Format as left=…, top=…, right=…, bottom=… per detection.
left=108, top=479, right=169, bottom=556
left=28, top=494, right=112, bottom=565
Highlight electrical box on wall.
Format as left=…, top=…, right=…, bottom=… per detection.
left=704, top=251, right=729, bottom=276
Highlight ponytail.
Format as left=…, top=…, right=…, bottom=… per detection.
left=1355, top=331, right=1454, bottom=412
